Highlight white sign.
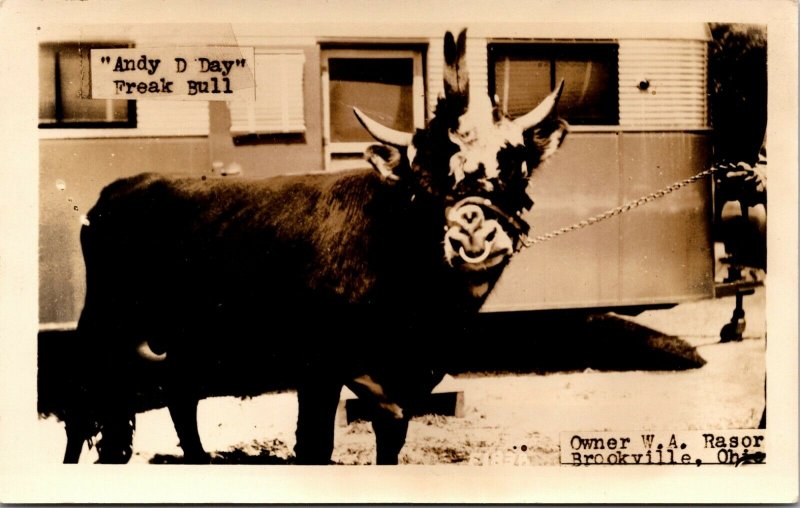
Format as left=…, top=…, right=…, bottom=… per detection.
left=90, top=47, right=255, bottom=100
left=561, top=430, right=766, bottom=466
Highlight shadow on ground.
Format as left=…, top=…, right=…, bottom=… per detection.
left=150, top=443, right=293, bottom=465
left=448, top=311, right=706, bottom=375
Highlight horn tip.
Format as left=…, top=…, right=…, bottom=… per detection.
left=352, top=107, right=368, bottom=127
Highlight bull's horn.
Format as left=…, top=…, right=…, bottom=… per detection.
left=353, top=107, right=413, bottom=147
left=513, top=79, right=565, bottom=131
left=136, top=341, right=166, bottom=362
left=443, top=29, right=469, bottom=100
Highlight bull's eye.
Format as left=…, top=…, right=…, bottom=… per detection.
left=449, top=152, right=467, bottom=186
left=485, top=228, right=497, bottom=242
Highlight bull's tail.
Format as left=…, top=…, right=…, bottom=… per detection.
left=60, top=319, right=102, bottom=464
left=63, top=310, right=138, bottom=463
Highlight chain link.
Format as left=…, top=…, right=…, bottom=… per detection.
left=519, top=167, right=719, bottom=248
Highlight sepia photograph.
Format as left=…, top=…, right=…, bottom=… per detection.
left=0, top=0, right=797, bottom=503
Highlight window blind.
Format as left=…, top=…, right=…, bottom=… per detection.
left=618, top=40, right=708, bottom=128
left=489, top=44, right=619, bottom=126
left=229, top=49, right=306, bottom=135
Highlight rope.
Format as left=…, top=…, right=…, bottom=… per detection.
left=519, top=166, right=719, bottom=248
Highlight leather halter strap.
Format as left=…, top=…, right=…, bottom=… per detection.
left=445, top=196, right=530, bottom=236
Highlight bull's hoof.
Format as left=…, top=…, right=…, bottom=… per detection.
left=95, top=447, right=133, bottom=464
left=183, top=451, right=212, bottom=464
left=63, top=436, right=87, bottom=464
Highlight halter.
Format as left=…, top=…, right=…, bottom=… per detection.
left=444, top=195, right=531, bottom=242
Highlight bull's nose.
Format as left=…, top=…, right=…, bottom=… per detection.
left=449, top=234, right=485, bottom=257
left=449, top=203, right=485, bottom=234
left=445, top=220, right=508, bottom=267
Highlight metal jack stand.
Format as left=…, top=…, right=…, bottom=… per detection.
left=719, top=265, right=755, bottom=342
left=716, top=202, right=763, bottom=343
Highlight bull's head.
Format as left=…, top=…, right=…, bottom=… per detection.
left=356, top=29, right=568, bottom=298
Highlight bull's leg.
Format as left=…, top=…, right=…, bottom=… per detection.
left=294, top=380, right=343, bottom=465
left=63, top=434, right=83, bottom=464
left=372, top=415, right=409, bottom=465
left=62, top=400, right=98, bottom=464
left=63, top=417, right=90, bottom=464
left=168, top=399, right=209, bottom=464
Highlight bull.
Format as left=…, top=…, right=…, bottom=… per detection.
left=60, top=29, right=568, bottom=465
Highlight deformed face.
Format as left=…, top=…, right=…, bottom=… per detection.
left=439, top=94, right=534, bottom=274
left=448, top=94, right=525, bottom=186
left=356, top=29, right=568, bottom=295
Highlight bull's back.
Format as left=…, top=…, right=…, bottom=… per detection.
left=80, top=170, right=386, bottom=322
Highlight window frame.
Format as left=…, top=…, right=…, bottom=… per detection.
left=321, top=48, right=425, bottom=171
left=39, top=41, right=137, bottom=130
left=38, top=40, right=211, bottom=140
left=488, top=41, right=620, bottom=129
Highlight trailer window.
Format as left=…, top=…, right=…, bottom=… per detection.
left=39, top=43, right=136, bottom=129
left=489, top=44, right=618, bottom=126
left=322, top=49, right=424, bottom=171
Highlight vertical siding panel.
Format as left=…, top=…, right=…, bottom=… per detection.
left=427, top=37, right=444, bottom=116
left=468, top=37, right=488, bottom=102
left=426, top=37, right=488, bottom=116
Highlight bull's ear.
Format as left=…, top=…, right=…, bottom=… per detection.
left=364, top=144, right=403, bottom=181
left=530, top=116, right=569, bottom=165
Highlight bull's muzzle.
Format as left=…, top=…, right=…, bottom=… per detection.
left=444, top=198, right=515, bottom=270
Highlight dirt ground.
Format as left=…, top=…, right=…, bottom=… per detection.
left=37, top=285, right=765, bottom=465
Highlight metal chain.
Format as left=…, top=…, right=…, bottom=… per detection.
left=519, top=166, right=719, bottom=248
